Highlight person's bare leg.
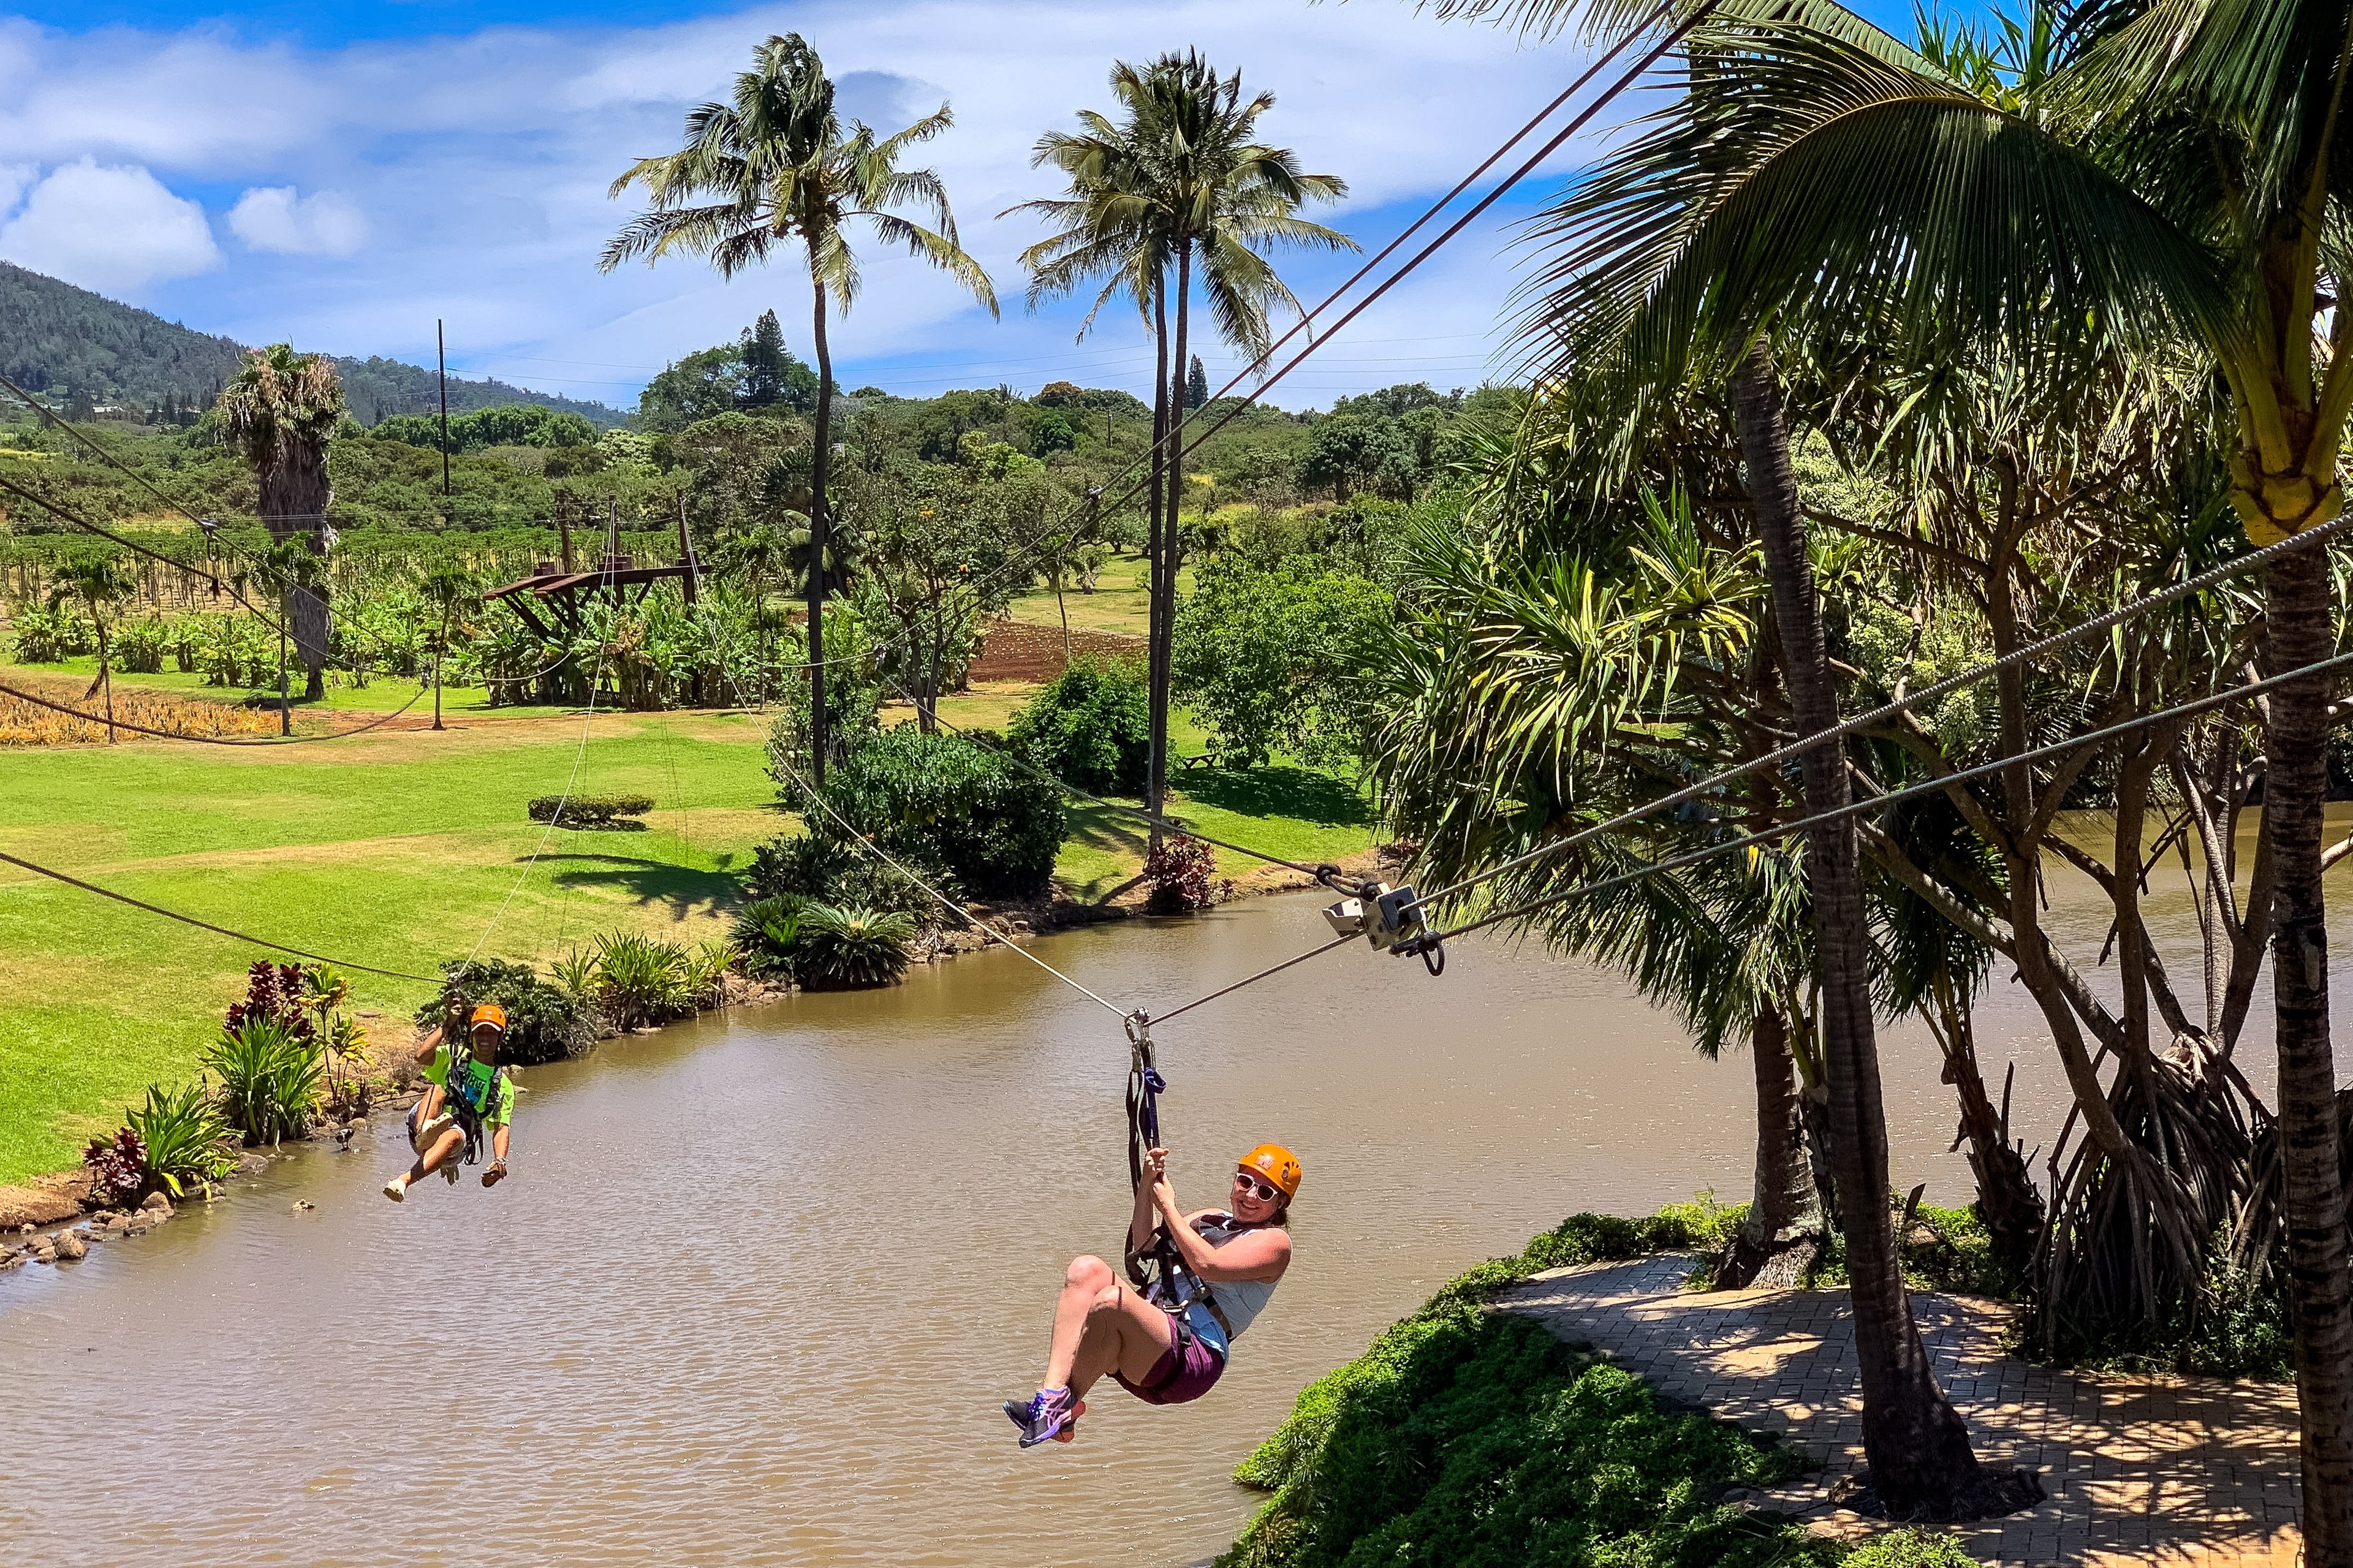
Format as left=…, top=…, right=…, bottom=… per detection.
left=400, top=1127, right=467, bottom=1187
left=1042, top=1256, right=1173, bottom=1399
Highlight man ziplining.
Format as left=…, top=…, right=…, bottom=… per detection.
left=384, top=1002, right=518, bottom=1202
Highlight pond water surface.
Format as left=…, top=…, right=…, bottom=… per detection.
left=2, top=848, right=2343, bottom=1566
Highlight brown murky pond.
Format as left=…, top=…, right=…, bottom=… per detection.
left=1, top=842, right=2343, bottom=1566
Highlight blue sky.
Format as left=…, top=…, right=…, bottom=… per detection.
left=0, top=1, right=1928, bottom=414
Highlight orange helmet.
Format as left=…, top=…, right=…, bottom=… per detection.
left=468, top=1002, right=508, bottom=1034
left=1238, top=1143, right=1302, bottom=1199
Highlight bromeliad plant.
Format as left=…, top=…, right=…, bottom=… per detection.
left=589, top=930, right=694, bottom=1029
left=125, top=1081, right=236, bottom=1199
left=205, top=1016, right=324, bottom=1146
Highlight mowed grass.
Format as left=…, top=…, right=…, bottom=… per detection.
left=12, top=653, right=575, bottom=718
left=0, top=710, right=778, bottom=1181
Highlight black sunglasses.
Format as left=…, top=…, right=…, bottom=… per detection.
left=1233, top=1170, right=1281, bottom=1203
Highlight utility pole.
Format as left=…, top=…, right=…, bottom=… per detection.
left=437, top=319, right=452, bottom=501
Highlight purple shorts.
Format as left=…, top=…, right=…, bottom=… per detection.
left=1115, top=1311, right=1227, bottom=1406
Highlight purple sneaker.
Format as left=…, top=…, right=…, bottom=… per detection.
left=1007, top=1387, right=1078, bottom=1447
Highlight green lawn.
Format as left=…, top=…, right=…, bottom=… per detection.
left=0, top=677, right=1376, bottom=1182
left=11, top=654, right=575, bottom=718
left=0, top=711, right=778, bottom=1181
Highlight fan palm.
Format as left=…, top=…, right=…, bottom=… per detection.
left=604, top=31, right=998, bottom=782
left=1489, top=0, right=2353, bottom=1534
left=1007, top=51, right=1352, bottom=835
left=218, top=344, right=344, bottom=702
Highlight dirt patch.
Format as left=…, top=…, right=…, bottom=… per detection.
left=966, top=619, right=1144, bottom=684
left=0, top=1169, right=93, bottom=1229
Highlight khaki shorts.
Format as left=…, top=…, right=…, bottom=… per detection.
left=406, top=1105, right=458, bottom=1156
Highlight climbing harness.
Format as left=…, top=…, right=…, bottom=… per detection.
left=438, top=1034, right=509, bottom=1169
left=1122, top=1013, right=1190, bottom=1303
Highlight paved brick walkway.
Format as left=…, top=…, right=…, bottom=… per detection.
left=1501, top=1256, right=2302, bottom=1566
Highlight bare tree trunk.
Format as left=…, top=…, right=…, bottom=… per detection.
left=1716, top=1008, right=1819, bottom=1288
left=808, top=281, right=833, bottom=786
left=1156, top=243, right=1192, bottom=812
left=1145, top=270, right=1171, bottom=846
left=2265, top=541, right=2353, bottom=1565
left=1733, top=341, right=1988, bottom=1515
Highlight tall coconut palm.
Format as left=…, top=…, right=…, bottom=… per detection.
left=219, top=344, right=344, bottom=702
left=1008, top=51, right=1352, bottom=833
left=1489, top=0, right=2353, bottom=1537
left=604, top=31, right=998, bottom=783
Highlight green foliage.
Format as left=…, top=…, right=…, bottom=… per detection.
left=202, top=1016, right=323, bottom=1146
left=527, top=792, right=655, bottom=827
left=730, top=894, right=807, bottom=979
left=589, top=931, right=694, bottom=1030
left=1840, top=1530, right=1982, bottom=1567
left=775, top=724, right=1067, bottom=898
left=416, top=956, right=597, bottom=1066
left=1006, top=655, right=1150, bottom=793
left=793, top=903, right=915, bottom=988
left=7, top=603, right=92, bottom=662
left=1172, top=558, right=1395, bottom=769
left=82, top=1126, right=147, bottom=1207
left=124, top=1081, right=234, bottom=1199
left=746, top=829, right=942, bottom=920
left=1222, top=1309, right=1824, bottom=1568
left=372, top=403, right=599, bottom=453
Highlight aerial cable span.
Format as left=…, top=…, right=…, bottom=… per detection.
left=0, top=850, right=441, bottom=982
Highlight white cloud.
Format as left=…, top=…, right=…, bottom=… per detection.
left=0, top=158, right=219, bottom=295
left=227, top=186, right=366, bottom=257
left=2, top=3, right=1623, bottom=403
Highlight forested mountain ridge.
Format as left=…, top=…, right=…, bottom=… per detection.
left=0, top=261, right=626, bottom=427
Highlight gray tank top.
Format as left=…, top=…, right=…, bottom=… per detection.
left=1191, top=1211, right=1282, bottom=1344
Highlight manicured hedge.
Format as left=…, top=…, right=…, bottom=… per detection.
left=526, top=793, right=654, bottom=827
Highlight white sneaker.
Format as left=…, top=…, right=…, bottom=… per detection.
left=382, top=1178, right=406, bottom=1203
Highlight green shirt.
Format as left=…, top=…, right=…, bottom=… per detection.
left=423, top=1045, right=516, bottom=1127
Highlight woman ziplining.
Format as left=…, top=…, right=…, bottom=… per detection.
left=1004, top=1138, right=1300, bottom=1447
left=384, top=1003, right=520, bottom=1202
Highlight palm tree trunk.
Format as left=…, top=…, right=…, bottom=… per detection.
left=2265, top=540, right=2353, bottom=1566
left=1156, top=244, right=1192, bottom=809
left=1716, top=1007, right=1817, bottom=1288
left=808, top=278, right=833, bottom=786
left=1732, top=340, right=1985, bottom=1513
left=1145, top=268, right=1172, bottom=847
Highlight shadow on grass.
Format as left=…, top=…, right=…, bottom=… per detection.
left=539, top=853, right=742, bottom=919
left=1177, top=763, right=1371, bottom=827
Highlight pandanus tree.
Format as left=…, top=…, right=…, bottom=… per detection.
left=604, top=31, right=998, bottom=782
left=1007, top=51, right=1351, bottom=835
left=218, top=344, right=344, bottom=702
left=1479, top=0, right=2353, bottom=1533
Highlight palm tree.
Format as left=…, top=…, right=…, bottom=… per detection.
left=46, top=554, right=137, bottom=743
left=1492, top=0, right=2353, bottom=1536
left=418, top=563, right=479, bottom=732
left=1008, top=51, right=1352, bottom=833
left=603, top=31, right=998, bottom=784
left=219, top=344, right=344, bottom=702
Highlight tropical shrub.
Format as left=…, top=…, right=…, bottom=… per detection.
left=1171, top=558, right=1393, bottom=769
left=685, top=936, right=741, bottom=1004
left=590, top=930, right=693, bottom=1029
left=746, top=830, right=942, bottom=920
left=1142, top=835, right=1221, bottom=913
left=205, top=1016, right=324, bottom=1145
left=225, top=960, right=317, bottom=1043
left=112, top=615, right=170, bottom=674
left=125, top=1081, right=235, bottom=1199
left=1007, top=656, right=1150, bottom=793
left=9, top=604, right=92, bottom=662
left=794, top=904, right=915, bottom=989
left=730, top=894, right=808, bottom=979
left=83, top=1127, right=148, bottom=1208
left=417, top=956, right=597, bottom=1065
left=527, top=792, right=655, bottom=827
left=775, top=725, right=1066, bottom=898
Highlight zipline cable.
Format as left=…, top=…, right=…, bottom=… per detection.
left=0, top=850, right=441, bottom=982
left=767, top=742, right=1130, bottom=1017
left=1124, top=645, right=2353, bottom=1028
left=1403, top=507, right=2353, bottom=915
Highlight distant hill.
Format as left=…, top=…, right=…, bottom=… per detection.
left=0, top=261, right=628, bottom=428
